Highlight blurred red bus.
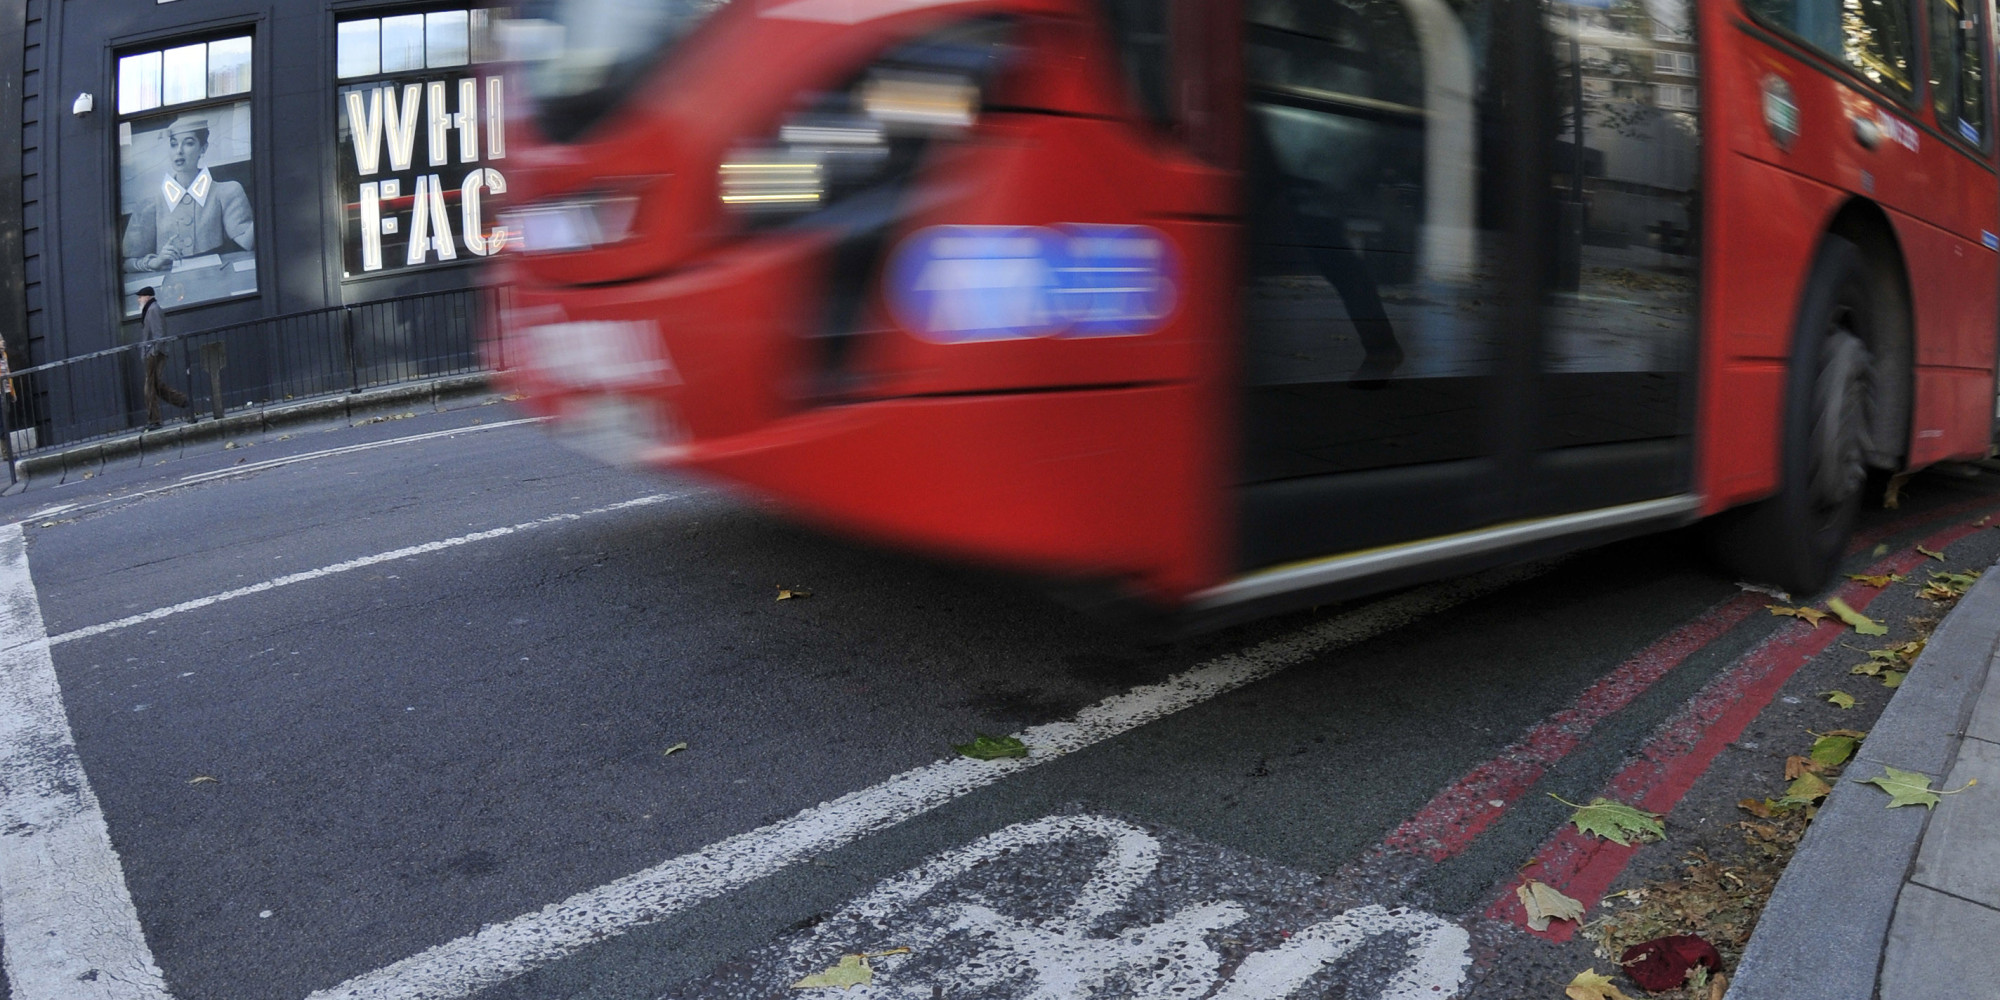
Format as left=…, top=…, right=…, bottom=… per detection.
left=487, top=0, right=1999, bottom=622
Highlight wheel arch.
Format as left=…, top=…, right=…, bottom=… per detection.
left=1820, top=198, right=1914, bottom=471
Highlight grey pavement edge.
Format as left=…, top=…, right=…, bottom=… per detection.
left=1726, top=559, right=2000, bottom=1000
left=10, top=372, right=495, bottom=481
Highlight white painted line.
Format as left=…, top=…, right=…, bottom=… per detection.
left=174, top=417, right=545, bottom=488
left=48, top=492, right=683, bottom=648
left=15, top=418, right=550, bottom=528
left=307, top=561, right=1549, bottom=1000
left=0, top=523, right=174, bottom=1000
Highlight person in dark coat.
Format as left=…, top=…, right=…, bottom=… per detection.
left=138, top=287, right=190, bottom=428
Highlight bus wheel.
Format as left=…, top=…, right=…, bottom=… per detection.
left=1710, top=236, right=1876, bottom=596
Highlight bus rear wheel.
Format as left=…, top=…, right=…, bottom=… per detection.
left=1710, top=236, right=1877, bottom=596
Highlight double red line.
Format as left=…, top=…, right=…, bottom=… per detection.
left=1362, top=494, right=2000, bottom=939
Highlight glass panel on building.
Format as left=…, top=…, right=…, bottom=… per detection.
left=118, top=50, right=162, bottom=115
left=338, top=19, right=382, bottom=79
left=208, top=35, right=253, bottom=96
left=161, top=42, right=207, bottom=106
left=381, top=13, right=427, bottom=73
left=426, top=10, right=471, bottom=67
left=470, top=9, right=499, bottom=63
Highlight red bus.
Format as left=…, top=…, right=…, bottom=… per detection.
left=487, top=0, right=1999, bottom=622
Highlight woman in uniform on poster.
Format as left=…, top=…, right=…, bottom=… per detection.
left=121, top=115, right=255, bottom=274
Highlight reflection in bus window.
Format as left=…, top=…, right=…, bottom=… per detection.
left=1742, top=0, right=1915, bottom=95
left=1542, top=0, right=1698, bottom=450
left=1927, top=0, right=1986, bottom=144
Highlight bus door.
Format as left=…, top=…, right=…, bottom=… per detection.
left=1233, top=0, right=1702, bottom=573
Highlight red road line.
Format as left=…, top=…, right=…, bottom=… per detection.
left=1373, top=498, right=1998, bottom=864
left=1381, top=593, right=1766, bottom=859
left=1486, top=518, right=1988, bottom=940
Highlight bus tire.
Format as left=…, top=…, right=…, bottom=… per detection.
left=1708, top=236, right=1876, bottom=596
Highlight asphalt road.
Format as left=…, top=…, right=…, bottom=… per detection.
left=6, top=400, right=1998, bottom=1000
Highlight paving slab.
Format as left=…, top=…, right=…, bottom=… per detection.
left=1849, top=570, right=2000, bottom=777
left=1908, top=735, right=2000, bottom=907
left=1878, top=882, right=2000, bottom=1000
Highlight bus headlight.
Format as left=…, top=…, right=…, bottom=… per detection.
left=718, top=18, right=1009, bottom=220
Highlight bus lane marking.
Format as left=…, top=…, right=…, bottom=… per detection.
left=685, top=814, right=1471, bottom=1000
left=305, top=562, right=1550, bottom=1000
left=45, top=491, right=686, bottom=647
left=0, top=522, right=173, bottom=1000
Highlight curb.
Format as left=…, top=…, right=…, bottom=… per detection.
left=12, top=372, right=494, bottom=480
left=1725, top=557, right=2000, bottom=1000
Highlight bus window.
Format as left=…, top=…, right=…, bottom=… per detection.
left=1926, top=0, right=1987, bottom=145
left=1538, top=0, right=1699, bottom=481
left=1098, top=0, right=1175, bottom=125
left=1743, top=0, right=1917, bottom=96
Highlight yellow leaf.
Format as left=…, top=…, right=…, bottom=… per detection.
left=1825, top=690, right=1858, bottom=709
left=792, top=955, right=872, bottom=990
left=1826, top=598, right=1887, bottom=635
left=1847, top=573, right=1902, bottom=587
left=1917, top=545, right=1947, bottom=561
left=1516, top=879, right=1585, bottom=931
left=1767, top=605, right=1829, bottom=627
left=1882, top=473, right=1912, bottom=508
left=776, top=587, right=813, bottom=601
left=1566, top=968, right=1636, bottom=1000
left=662, top=742, right=688, bottom=756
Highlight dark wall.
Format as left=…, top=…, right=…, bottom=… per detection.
left=31, top=0, right=483, bottom=369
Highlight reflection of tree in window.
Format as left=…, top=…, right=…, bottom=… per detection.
left=1842, top=0, right=1913, bottom=93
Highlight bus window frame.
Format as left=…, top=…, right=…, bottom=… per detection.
left=1920, top=0, right=1993, bottom=154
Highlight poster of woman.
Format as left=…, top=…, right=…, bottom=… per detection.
left=118, top=100, right=257, bottom=316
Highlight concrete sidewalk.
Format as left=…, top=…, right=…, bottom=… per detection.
left=1728, top=559, right=2000, bottom=999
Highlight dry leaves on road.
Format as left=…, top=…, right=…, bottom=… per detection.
left=953, top=733, right=1028, bottom=760
left=1825, top=598, right=1887, bottom=636
left=1564, top=968, right=1635, bottom=1000
left=1766, top=605, right=1827, bottom=627
left=1517, top=878, right=1585, bottom=931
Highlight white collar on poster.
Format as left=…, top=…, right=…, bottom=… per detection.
left=161, top=168, right=213, bottom=209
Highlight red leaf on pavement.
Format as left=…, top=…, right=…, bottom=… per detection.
left=1619, top=935, right=1722, bottom=991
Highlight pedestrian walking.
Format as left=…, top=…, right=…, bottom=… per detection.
left=137, top=286, right=190, bottom=429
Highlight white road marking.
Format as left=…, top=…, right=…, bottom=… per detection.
left=14, top=417, right=546, bottom=525
left=307, top=561, right=1546, bottom=1000
left=0, top=523, right=173, bottom=1000
left=48, top=492, right=684, bottom=647
left=772, top=814, right=1470, bottom=999
left=173, top=418, right=545, bottom=488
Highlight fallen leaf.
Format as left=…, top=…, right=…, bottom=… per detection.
left=1820, top=728, right=1869, bottom=739
left=1881, top=670, right=1906, bottom=688
left=1778, top=772, right=1832, bottom=804
left=1736, top=797, right=1776, bottom=818
left=1874, top=543, right=1890, bottom=557
left=1565, top=968, right=1635, bottom=1000
left=1882, top=473, right=1912, bottom=508
left=1620, top=935, right=1723, bottom=992
left=1736, top=581, right=1790, bottom=600
left=791, top=955, right=873, bottom=990
left=1847, top=573, right=1901, bottom=588
left=1849, top=661, right=1884, bottom=677
left=1864, top=765, right=1942, bottom=809
left=1517, top=879, right=1585, bottom=931
left=187, top=775, right=219, bottom=785
left=1783, top=756, right=1825, bottom=780
left=953, top=733, right=1028, bottom=760
left=1826, top=598, right=1888, bottom=636
left=1552, top=794, right=1665, bottom=846
left=1767, top=605, right=1828, bottom=627
left=1917, top=545, right=1947, bottom=561
left=1810, top=734, right=1859, bottom=767
left=776, top=588, right=812, bottom=601
left=1824, top=690, right=1857, bottom=709
left=1709, top=973, right=1730, bottom=1000
left=662, top=742, right=688, bottom=757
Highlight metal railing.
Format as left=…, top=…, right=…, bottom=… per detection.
left=0, top=285, right=502, bottom=461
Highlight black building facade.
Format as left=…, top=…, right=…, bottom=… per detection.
left=1, top=0, right=507, bottom=446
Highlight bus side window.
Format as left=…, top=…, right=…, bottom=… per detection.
left=1925, top=0, right=1986, bottom=144
left=1098, top=0, right=1175, bottom=125
left=1743, top=0, right=1918, bottom=97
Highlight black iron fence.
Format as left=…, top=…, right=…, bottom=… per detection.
left=1, top=285, right=507, bottom=460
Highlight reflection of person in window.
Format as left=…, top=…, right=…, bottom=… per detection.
left=122, top=116, right=254, bottom=273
